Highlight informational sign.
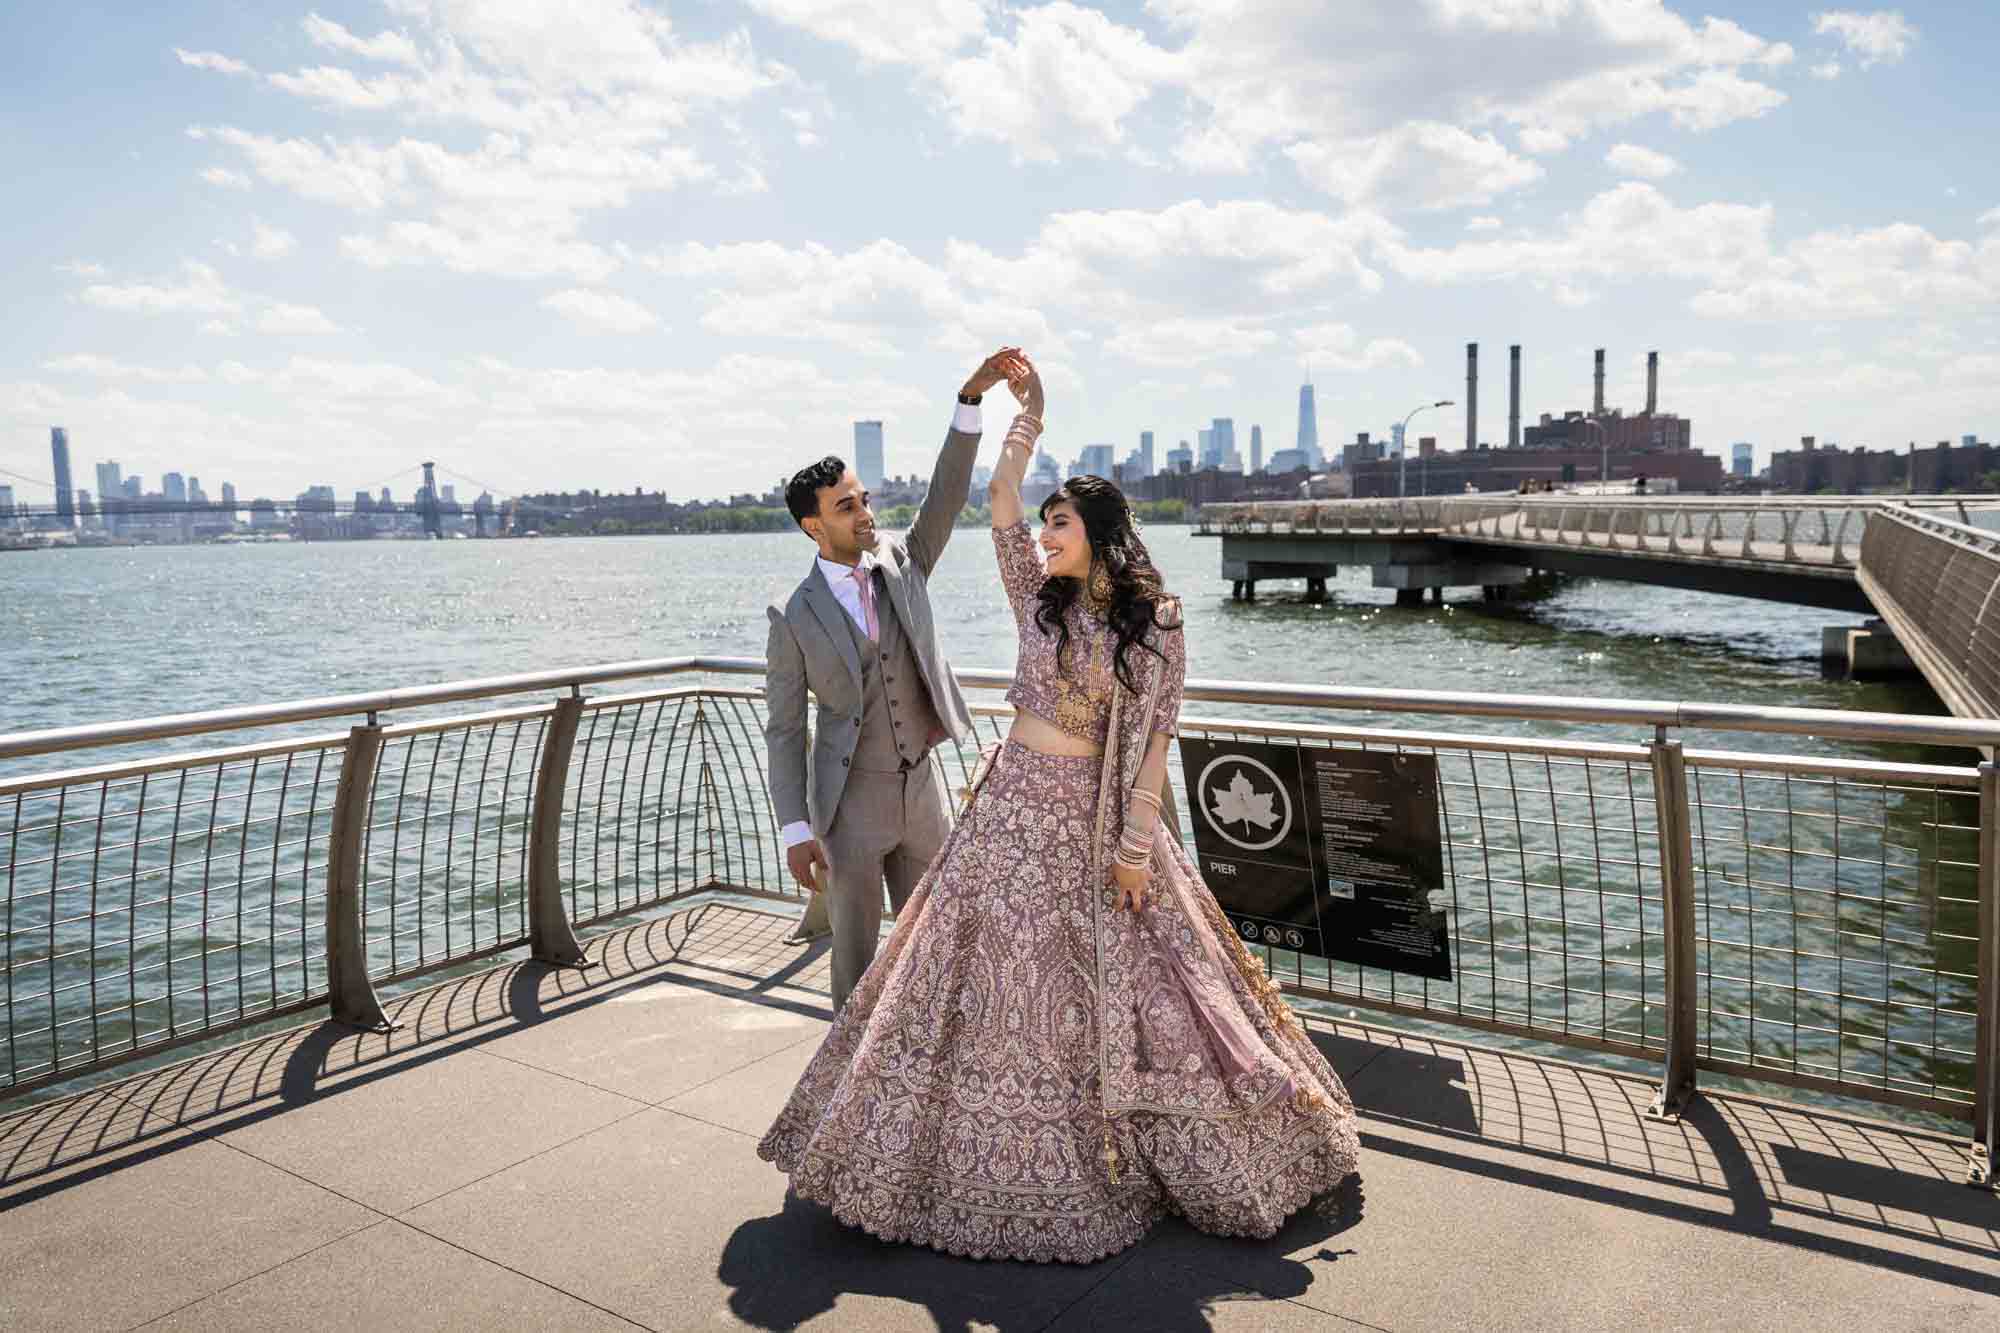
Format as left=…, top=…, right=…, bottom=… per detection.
left=1177, top=739, right=1452, bottom=981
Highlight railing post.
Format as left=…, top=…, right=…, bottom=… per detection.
left=326, top=724, right=396, bottom=1032
left=527, top=694, right=594, bottom=969
left=1649, top=733, right=1699, bottom=1119
left=1972, top=761, right=1999, bottom=1187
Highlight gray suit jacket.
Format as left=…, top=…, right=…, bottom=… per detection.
left=764, top=424, right=979, bottom=837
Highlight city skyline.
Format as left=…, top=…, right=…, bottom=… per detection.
left=4, top=3, right=1996, bottom=501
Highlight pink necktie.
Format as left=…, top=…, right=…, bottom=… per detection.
left=850, top=565, right=880, bottom=641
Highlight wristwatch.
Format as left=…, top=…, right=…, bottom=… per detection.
left=957, top=391, right=982, bottom=405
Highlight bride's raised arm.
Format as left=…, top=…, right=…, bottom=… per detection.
left=988, top=354, right=1044, bottom=530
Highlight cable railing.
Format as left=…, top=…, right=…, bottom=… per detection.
left=1, top=658, right=1996, bottom=1185
left=1199, top=495, right=2000, bottom=572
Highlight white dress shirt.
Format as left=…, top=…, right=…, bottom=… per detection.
left=781, top=401, right=980, bottom=851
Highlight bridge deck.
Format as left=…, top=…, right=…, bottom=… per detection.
left=5, top=902, right=1995, bottom=1332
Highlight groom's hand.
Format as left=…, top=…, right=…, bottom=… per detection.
left=961, top=346, right=1023, bottom=400
left=787, top=839, right=831, bottom=893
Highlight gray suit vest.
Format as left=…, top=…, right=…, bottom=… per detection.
left=842, top=572, right=945, bottom=773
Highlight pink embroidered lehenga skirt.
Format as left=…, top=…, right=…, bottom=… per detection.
left=757, top=740, right=1361, bottom=1264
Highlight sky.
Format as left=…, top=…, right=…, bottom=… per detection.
left=3, top=1, right=1996, bottom=504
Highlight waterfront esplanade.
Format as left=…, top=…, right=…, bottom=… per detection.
left=3, top=656, right=1997, bottom=1329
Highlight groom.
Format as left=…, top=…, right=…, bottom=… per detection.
left=765, top=348, right=1021, bottom=1011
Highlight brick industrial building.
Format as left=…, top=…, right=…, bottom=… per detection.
left=1347, top=346, right=1719, bottom=498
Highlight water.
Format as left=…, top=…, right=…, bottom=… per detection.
left=0, top=526, right=1948, bottom=751
left=0, top=529, right=1981, bottom=1121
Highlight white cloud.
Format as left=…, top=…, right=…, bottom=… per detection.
left=1465, top=216, right=1502, bottom=232
left=1287, top=122, right=1543, bottom=212
left=1604, top=143, right=1681, bottom=179
left=938, top=3, right=1182, bottom=163
left=175, top=48, right=253, bottom=76
left=1690, top=221, right=2000, bottom=321
left=200, top=165, right=252, bottom=190
left=652, top=237, right=1046, bottom=358
left=250, top=220, right=298, bottom=260
left=79, top=261, right=240, bottom=316
left=1812, top=10, right=1917, bottom=68
left=1151, top=1, right=1790, bottom=184
left=256, top=302, right=343, bottom=335
left=301, top=12, right=422, bottom=67
left=1978, top=206, right=2000, bottom=228
left=1811, top=59, right=1843, bottom=80
left=1102, top=317, right=1276, bottom=367
left=54, top=259, right=107, bottom=277
left=541, top=288, right=661, bottom=333
left=742, top=0, right=989, bottom=68
left=43, top=354, right=210, bottom=384
left=1385, top=184, right=1774, bottom=289
left=179, top=1, right=793, bottom=284
left=1291, top=323, right=1422, bottom=373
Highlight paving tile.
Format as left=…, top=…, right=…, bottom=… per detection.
left=146, top=1218, right=635, bottom=1332
left=405, top=1106, right=1117, bottom=1333
left=1044, top=1249, right=1371, bottom=1332
left=216, top=1047, right=644, bottom=1214
left=1, top=1085, right=190, bottom=1201
left=0, top=1130, right=373, bottom=1332
left=479, top=973, right=830, bottom=1104
left=662, top=1032, right=824, bottom=1138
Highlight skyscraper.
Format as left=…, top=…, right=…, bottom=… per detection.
left=1250, top=425, right=1263, bottom=474
left=1139, top=430, right=1155, bottom=478
left=50, top=428, right=75, bottom=527
left=224, top=482, right=240, bottom=508
left=1211, top=418, right=1236, bottom=472
left=1731, top=442, right=1754, bottom=478
left=163, top=472, right=188, bottom=503
left=853, top=421, right=885, bottom=489
left=1197, top=428, right=1216, bottom=467
left=96, top=461, right=123, bottom=535
left=1076, top=444, right=1115, bottom=477
left=1296, top=384, right=1319, bottom=468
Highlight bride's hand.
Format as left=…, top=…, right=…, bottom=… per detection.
left=1111, top=860, right=1149, bottom=912
left=1005, top=353, right=1044, bottom=421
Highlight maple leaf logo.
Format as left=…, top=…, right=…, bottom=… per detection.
left=1209, top=770, right=1280, bottom=833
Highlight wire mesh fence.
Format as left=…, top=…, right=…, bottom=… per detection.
left=1, top=665, right=1994, bottom=1180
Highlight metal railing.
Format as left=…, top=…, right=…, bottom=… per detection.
left=2, top=659, right=1997, bottom=1183
left=1200, top=495, right=2000, bottom=572
left=1858, top=507, right=2000, bottom=725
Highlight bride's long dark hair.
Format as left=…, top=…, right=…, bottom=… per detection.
left=1035, top=475, right=1176, bottom=692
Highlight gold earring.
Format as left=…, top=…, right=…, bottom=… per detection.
left=1086, top=560, right=1113, bottom=614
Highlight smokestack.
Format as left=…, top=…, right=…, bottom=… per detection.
left=1508, top=344, right=1521, bottom=449
left=1466, top=342, right=1478, bottom=450
left=1593, top=348, right=1605, bottom=416
left=1645, top=350, right=1658, bottom=416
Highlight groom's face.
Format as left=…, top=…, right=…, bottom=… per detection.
left=805, top=469, right=876, bottom=563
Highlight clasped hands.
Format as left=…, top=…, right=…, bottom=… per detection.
left=963, top=347, right=1043, bottom=422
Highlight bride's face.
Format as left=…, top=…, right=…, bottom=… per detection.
left=1038, top=500, right=1091, bottom=580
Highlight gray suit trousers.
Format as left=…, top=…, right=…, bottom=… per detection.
left=821, top=762, right=949, bottom=1012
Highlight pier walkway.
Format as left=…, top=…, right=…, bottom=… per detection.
left=4, top=657, right=1999, bottom=1328
left=7, top=901, right=1999, bottom=1332
left=1198, top=496, right=2000, bottom=722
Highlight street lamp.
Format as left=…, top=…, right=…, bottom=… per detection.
left=1581, top=418, right=1609, bottom=488
left=1397, top=400, right=1454, bottom=497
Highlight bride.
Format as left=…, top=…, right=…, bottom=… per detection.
left=758, top=351, right=1360, bottom=1263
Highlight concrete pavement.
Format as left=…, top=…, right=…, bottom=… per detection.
left=4, top=902, right=1996, bottom=1332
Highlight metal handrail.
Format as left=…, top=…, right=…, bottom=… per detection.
left=3, top=661, right=1997, bottom=1185
left=8, top=658, right=2000, bottom=762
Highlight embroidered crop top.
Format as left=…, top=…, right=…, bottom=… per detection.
left=992, top=519, right=1185, bottom=746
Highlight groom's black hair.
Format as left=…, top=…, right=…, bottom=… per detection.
left=785, top=456, right=849, bottom=527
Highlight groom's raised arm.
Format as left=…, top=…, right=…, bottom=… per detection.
left=904, top=411, right=979, bottom=578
